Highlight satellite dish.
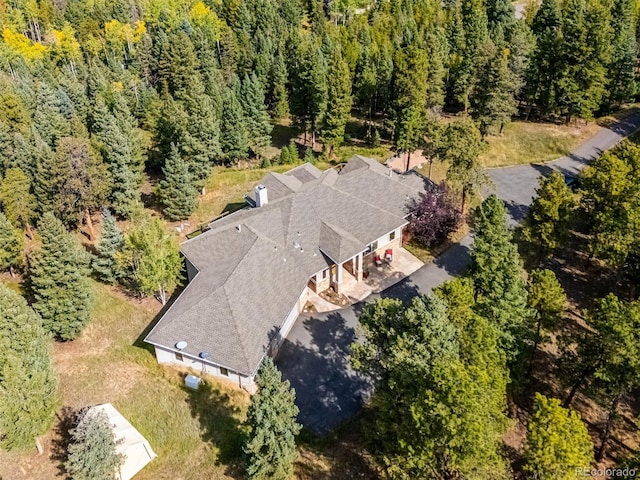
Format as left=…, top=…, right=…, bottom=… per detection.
left=175, top=341, right=188, bottom=350
left=199, top=352, right=210, bottom=359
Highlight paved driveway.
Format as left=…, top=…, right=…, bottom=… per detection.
left=275, top=113, right=640, bottom=433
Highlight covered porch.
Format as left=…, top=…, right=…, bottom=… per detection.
left=306, top=247, right=424, bottom=312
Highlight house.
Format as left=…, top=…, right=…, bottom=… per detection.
left=144, top=156, right=429, bottom=392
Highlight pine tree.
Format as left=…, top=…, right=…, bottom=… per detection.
left=91, top=97, right=141, bottom=218
left=606, top=0, right=637, bottom=107
left=158, top=144, right=198, bottom=221
left=0, top=283, right=58, bottom=450
left=65, top=408, right=124, bottom=480
left=92, top=210, right=125, bottom=284
left=241, top=73, right=273, bottom=159
left=471, top=195, right=534, bottom=368
left=287, top=139, right=299, bottom=164
left=555, top=0, right=612, bottom=122
left=524, top=393, right=593, bottom=480
left=527, top=269, right=566, bottom=372
left=440, top=119, right=487, bottom=213
left=471, top=39, right=518, bottom=136
left=30, top=212, right=92, bottom=340
left=304, top=147, right=316, bottom=165
left=393, top=45, right=429, bottom=165
left=526, top=0, right=562, bottom=117
left=451, top=0, right=489, bottom=110
left=243, top=358, right=301, bottom=480
left=321, top=49, right=352, bottom=156
left=221, top=86, right=250, bottom=163
left=522, top=171, right=575, bottom=259
left=0, top=167, right=36, bottom=232
left=0, top=213, right=22, bottom=274
left=289, top=37, right=328, bottom=146
left=270, top=52, right=290, bottom=120
left=35, top=137, right=111, bottom=238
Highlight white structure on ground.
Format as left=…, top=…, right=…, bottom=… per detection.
left=87, top=403, right=157, bottom=480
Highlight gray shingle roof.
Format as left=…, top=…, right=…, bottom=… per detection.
left=145, top=157, right=430, bottom=376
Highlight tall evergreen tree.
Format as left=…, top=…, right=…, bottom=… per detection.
left=0, top=283, right=58, bottom=450
left=450, top=0, right=489, bottom=110
left=440, top=119, right=487, bottom=213
left=221, top=86, right=250, bottom=163
left=35, top=137, right=111, bottom=239
left=471, top=195, right=534, bottom=368
left=30, top=212, right=92, bottom=340
left=555, top=0, right=612, bottom=122
left=243, top=358, right=301, bottom=480
left=91, top=97, right=141, bottom=218
left=0, top=167, right=36, bottom=233
left=522, top=171, right=575, bottom=259
left=92, top=210, right=125, bottom=285
left=241, top=73, right=273, bottom=159
left=321, top=49, right=352, bottom=156
left=471, top=39, right=518, bottom=136
left=393, top=45, right=429, bottom=166
left=527, top=269, right=566, bottom=373
left=158, top=144, right=198, bottom=221
left=0, top=213, right=22, bottom=274
left=526, top=0, right=563, bottom=117
left=289, top=36, right=328, bottom=147
left=65, top=408, right=124, bottom=480
left=606, top=0, right=637, bottom=107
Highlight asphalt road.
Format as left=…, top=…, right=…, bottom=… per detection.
left=276, top=112, right=640, bottom=434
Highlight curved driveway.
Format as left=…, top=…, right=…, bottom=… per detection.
left=275, top=113, right=640, bottom=434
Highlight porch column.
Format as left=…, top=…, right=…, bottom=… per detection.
left=334, top=262, right=344, bottom=294
left=355, top=252, right=363, bottom=282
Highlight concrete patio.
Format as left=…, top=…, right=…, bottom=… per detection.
left=306, top=247, right=424, bottom=312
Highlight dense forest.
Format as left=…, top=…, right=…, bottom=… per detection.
left=1, top=0, right=640, bottom=478
left=0, top=0, right=637, bottom=227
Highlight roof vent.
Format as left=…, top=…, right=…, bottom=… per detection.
left=254, top=184, right=268, bottom=207
left=293, top=240, right=300, bottom=249
left=199, top=351, right=210, bottom=359
left=175, top=341, right=188, bottom=350
left=236, top=225, right=242, bottom=232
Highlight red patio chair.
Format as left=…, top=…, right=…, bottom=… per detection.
left=374, top=254, right=382, bottom=267
left=385, top=249, right=393, bottom=263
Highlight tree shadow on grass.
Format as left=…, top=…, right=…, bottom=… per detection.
left=50, top=406, right=78, bottom=478
left=184, top=381, right=245, bottom=478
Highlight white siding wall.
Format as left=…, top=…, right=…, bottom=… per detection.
left=154, top=346, right=256, bottom=392
left=374, top=226, right=403, bottom=251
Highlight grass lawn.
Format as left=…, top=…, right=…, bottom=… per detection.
left=480, top=120, right=602, bottom=168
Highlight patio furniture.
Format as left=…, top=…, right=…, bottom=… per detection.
left=375, top=254, right=382, bottom=267
left=385, top=249, right=393, bottom=263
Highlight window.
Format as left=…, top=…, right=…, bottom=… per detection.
left=390, top=231, right=396, bottom=241
left=220, top=367, right=229, bottom=376
left=175, top=352, right=183, bottom=362
left=322, top=269, right=328, bottom=279
left=366, top=240, right=378, bottom=254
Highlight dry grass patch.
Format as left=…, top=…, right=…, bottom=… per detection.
left=481, top=120, right=602, bottom=168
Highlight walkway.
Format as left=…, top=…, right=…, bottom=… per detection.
left=275, top=112, right=640, bottom=434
